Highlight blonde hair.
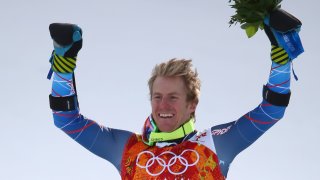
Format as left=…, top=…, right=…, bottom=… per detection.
left=148, top=58, right=201, bottom=105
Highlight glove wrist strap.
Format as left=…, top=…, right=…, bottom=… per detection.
left=49, top=94, right=78, bottom=111
left=263, top=85, right=291, bottom=107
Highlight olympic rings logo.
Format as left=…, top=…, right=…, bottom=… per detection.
left=136, top=149, right=200, bottom=176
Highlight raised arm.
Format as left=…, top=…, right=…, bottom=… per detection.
left=47, top=23, right=133, bottom=171
left=211, top=9, right=303, bottom=177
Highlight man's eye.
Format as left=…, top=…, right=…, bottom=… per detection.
left=171, top=96, right=178, bottom=100
left=153, top=96, right=161, bottom=100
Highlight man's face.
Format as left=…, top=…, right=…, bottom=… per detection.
left=151, top=76, right=197, bottom=132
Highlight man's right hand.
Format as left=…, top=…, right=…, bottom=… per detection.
left=48, top=23, right=82, bottom=74
left=49, top=23, right=83, bottom=58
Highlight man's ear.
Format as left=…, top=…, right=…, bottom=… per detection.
left=189, top=101, right=198, bottom=112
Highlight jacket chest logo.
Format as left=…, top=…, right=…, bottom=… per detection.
left=136, top=149, right=200, bottom=176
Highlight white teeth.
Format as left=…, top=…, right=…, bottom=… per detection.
left=159, top=113, right=173, bottom=118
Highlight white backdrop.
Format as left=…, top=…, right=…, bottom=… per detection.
left=1, top=0, right=319, bottom=179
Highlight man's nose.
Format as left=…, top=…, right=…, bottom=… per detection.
left=159, top=98, right=170, bottom=108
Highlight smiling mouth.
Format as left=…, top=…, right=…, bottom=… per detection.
left=158, top=113, right=174, bottom=118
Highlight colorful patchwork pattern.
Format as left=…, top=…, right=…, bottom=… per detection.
left=121, top=134, right=225, bottom=180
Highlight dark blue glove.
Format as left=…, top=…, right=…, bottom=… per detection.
left=264, top=9, right=304, bottom=61
left=47, top=23, right=82, bottom=77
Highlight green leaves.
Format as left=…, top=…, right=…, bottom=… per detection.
left=241, top=22, right=264, bottom=38
left=245, top=24, right=259, bottom=38
left=228, top=0, right=282, bottom=38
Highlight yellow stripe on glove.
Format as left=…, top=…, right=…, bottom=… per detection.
left=271, top=45, right=290, bottom=65
left=52, top=53, right=76, bottom=73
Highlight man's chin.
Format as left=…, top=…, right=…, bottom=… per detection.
left=157, top=125, right=177, bottom=133
left=154, top=118, right=178, bottom=132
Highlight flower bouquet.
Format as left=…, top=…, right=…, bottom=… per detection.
left=228, top=0, right=282, bottom=38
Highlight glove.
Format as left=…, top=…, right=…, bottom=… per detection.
left=264, top=9, right=304, bottom=63
left=48, top=23, right=83, bottom=74
left=264, top=9, right=301, bottom=46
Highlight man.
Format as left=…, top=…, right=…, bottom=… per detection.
left=47, top=8, right=303, bottom=179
